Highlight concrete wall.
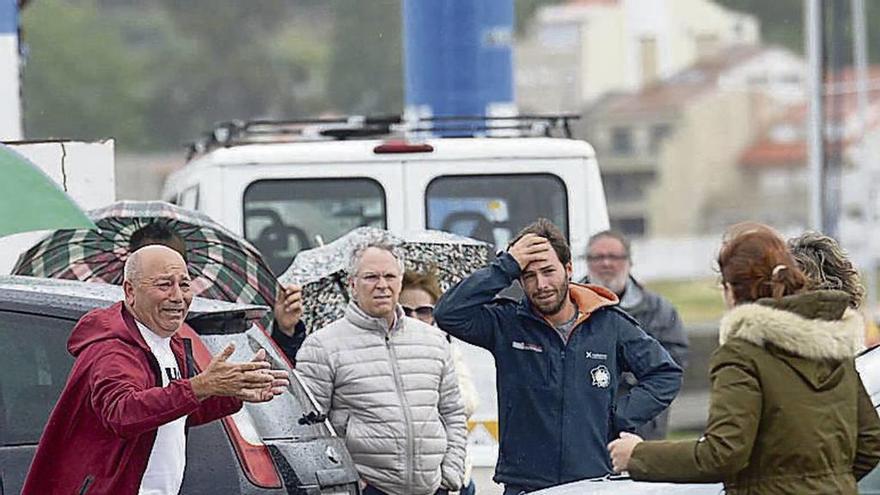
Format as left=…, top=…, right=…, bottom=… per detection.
left=0, top=140, right=115, bottom=274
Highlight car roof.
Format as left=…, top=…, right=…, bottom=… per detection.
left=180, top=137, right=596, bottom=169
left=0, top=275, right=268, bottom=321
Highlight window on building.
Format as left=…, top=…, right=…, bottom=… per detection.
left=602, top=171, right=657, bottom=202
left=649, top=124, right=673, bottom=153
left=611, top=127, right=634, bottom=155
left=610, top=217, right=646, bottom=237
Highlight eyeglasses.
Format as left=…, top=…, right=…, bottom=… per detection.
left=357, top=272, right=400, bottom=286
left=402, top=304, right=434, bottom=319
left=586, top=254, right=628, bottom=264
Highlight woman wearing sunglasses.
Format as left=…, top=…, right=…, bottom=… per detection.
left=401, top=269, right=480, bottom=495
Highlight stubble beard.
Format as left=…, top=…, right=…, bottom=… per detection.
left=533, top=283, right=570, bottom=317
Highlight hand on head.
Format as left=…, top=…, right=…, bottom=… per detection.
left=509, top=233, right=554, bottom=271
left=273, top=284, right=304, bottom=336
left=190, top=344, right=290, bottom=402
left=607, top=431, right=644, bottom=473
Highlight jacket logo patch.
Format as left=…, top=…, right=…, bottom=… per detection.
left=590, top=365, right=611, bottom=388
left=512, top=341, right=543, bottom=353
left=585, top=351, right=608, bottom=360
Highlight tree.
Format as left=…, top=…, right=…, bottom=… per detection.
left=326, top=0, right=403, bottom=115
left=21, top=0, right=150, bottom=147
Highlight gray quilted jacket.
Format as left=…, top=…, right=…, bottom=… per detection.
left=296, top=302, right=467, bottom=495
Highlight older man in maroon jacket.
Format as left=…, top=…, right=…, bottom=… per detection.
left=23, top=245, right=289, bottom=494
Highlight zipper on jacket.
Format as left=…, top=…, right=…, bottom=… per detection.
left=78, top=475, right=94, bottom=495
left=386, top=331, right=415, bottom=493
left=558, top=348, right=567, bottom=483
left=183, top=338, right=196, bottom=378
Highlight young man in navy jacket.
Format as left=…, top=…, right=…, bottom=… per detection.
left=434, top=219, right=682, bottom=493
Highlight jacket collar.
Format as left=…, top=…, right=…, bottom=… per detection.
left=719, top=290, right=864, bottom=360
left=344, top=300, right=404, bottom=334
left=516, top=282, right=619, bottom=327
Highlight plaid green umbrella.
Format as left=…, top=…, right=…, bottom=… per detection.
left=12, top=201, right=279, bottom=328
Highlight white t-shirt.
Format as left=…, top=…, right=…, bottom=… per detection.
left=136, top=321, right=187, bottom=495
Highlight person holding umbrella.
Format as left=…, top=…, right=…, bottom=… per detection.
left=296, top=241, right=467, bottom=495
left=129, top=221, right=309, bottom=365
left=22, top=245, right=290, bottom=494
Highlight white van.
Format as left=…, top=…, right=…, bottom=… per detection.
left=162, top=117, right=610, bottom=278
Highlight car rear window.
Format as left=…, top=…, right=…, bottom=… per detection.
left=0, top=311, right=75, bottom=446
left=243, top=177, right=387, bottom=275
left=426, top=173, right=569, bottom=248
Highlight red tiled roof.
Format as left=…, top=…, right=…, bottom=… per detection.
left=594, top=45, right=765, bottom=116
left=740, top=134, right=863, bottom=169
left=740, top=141, right=805, bottom=168
left=739, top=66, right=880, bottom=169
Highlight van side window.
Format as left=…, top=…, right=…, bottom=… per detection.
left=0, top=312, right=75, bottom=446
left=425, top=174, right=569, bottom=248
left=243, top=178, right=387, bottom=275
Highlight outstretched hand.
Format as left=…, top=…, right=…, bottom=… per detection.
left=607, top=431, right=644, bottom=473
left=190, top=344, right=287, bottom=402
left=508, top=233, right=554, bottom=270
left=237, top=349, right=290, bottom=403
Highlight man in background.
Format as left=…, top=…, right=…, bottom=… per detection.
left=585, top=230, right=689, bottom=440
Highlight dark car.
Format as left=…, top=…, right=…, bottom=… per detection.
left=0, top=276, right=359, bottom=494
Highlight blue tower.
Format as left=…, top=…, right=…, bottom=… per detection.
left=402, top=0, right=515, bottom=136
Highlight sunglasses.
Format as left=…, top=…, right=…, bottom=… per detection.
left=402, top=304, right=434, bottom=319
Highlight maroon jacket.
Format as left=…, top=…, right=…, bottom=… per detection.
left=22, top=302, right=242, bottom=495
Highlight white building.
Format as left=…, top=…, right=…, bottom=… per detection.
left=516, top=0, right=760, bottom=112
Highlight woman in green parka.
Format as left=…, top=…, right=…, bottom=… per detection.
left=608, top=222, right=880, bottom=494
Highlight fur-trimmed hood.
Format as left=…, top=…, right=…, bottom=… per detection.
left=719, top=290, right=864, bottom=361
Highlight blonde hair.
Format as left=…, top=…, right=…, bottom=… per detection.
left=402, top=268, right=442, bottom=303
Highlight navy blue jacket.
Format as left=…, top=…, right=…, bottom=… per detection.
left=434, top=254, right=682, bottom=490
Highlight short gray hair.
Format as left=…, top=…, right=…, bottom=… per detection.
left=588, top=229, right=632, bottom=261
left=347, top=241, right=405, bottom=280
left=123, top=249, right=144, bottom=284
left=788, top=232, right=865, bottom=309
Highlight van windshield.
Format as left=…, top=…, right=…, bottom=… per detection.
left=426, top=173, right=569, bottom=248
left=243, top=178, right=387, bottom=275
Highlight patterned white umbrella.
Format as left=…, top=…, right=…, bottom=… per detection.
left=280, top=227, right=491, bottom=332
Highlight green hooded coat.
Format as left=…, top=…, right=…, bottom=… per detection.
left=628, top=290, right=880, bottom=494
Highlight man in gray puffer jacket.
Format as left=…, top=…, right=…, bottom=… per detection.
left=296, top=241, right=467, bottom=495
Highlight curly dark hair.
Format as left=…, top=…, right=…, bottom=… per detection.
left=788, top=232, right=865, bottom=309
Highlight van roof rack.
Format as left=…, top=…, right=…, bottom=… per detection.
left=186, top=113, right=580, bottom=159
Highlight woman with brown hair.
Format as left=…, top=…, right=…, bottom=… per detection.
left=608, top=222, right=880, bottom=494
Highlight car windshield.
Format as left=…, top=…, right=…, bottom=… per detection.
left=0, top=311, right=75, bottom=446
